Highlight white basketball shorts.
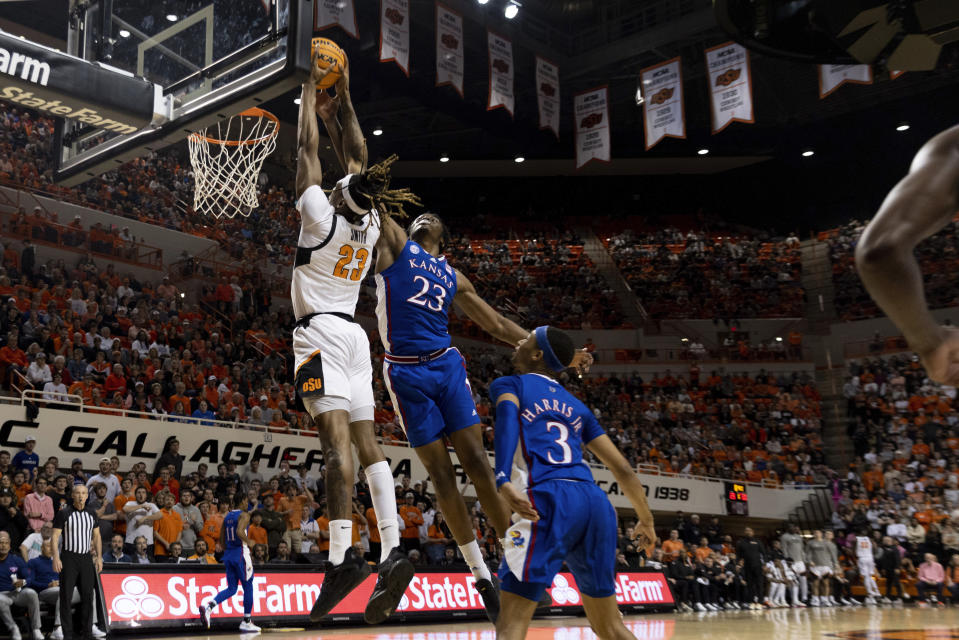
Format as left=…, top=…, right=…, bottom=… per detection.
left=293, top=313, right=374, bottom=422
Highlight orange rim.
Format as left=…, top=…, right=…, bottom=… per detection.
left=190, top=108, right=279, bottom=147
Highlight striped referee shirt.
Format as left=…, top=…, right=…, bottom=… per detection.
left=52, top=505, right=98, bottom=554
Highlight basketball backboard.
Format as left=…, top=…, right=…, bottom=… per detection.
left=52, top=0, right=313, bottom=186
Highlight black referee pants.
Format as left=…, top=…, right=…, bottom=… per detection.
left=60, top=551, right=94, bottom=640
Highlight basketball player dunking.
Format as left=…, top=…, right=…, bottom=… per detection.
left=372, top=213, right=592, bottom=622
left=294, top=52, right=418, bottom=624
left=856, top=125, right=959, bottom=385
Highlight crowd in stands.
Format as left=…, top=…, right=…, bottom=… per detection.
left=828, top=219, right=959, bottom=321
left=607, top=228, right=805, bottom=320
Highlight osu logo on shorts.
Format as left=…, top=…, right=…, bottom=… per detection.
left=509, top=530, right=525, bottom=548
left=649, top=87, right=674, bottom=105
left=301, top=377, right=322, bottom=393
left=111, top=576, right=165, bottom=619
left=715, top=68, right=741, bottom=87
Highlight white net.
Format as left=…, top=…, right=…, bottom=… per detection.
left=187, top=108, right=279, bottom=218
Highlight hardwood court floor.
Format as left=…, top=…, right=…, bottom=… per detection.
left=165, top=606, right=959, bottom=640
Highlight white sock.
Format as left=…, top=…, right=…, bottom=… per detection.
left=366, top=461, right=401, bottom=562
left=328, top=519, right=353, bottom=566
left=459, top=540, right=492, bottom=582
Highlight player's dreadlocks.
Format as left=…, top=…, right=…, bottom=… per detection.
left=357, top=154, right=422, bottom=224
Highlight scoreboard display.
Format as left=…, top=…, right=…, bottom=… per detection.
left=725, top=482, right=749, bottom=516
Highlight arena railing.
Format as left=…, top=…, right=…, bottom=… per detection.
left=592, top=346, right=812, bottom=364
left=842, top=336, right=911, bottom=360
left=1, top=211, right=163, bottom=268
left=8, top=391, right=824, bottom=492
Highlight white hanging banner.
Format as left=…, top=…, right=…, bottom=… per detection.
left=487, top=30, right=515, bottom=116
left=380, top=0, right=411, bottom=76
left=316, top=0, right=359, bottom=39
left=574, top=86, right=610, bottom=169
left=819, top=64, right=873, bottom=98
left=705, top=42, right=754, bottom=134
left=536, top=56, right=560, bottom=139
left=435, top=3, right=464, bottom=97
left=640, top=57, right=685, bottom=150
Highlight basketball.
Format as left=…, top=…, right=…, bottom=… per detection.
left=311, top=37, right=345, bottom=90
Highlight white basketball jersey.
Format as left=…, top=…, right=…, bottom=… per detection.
left=855, top=536, right=873, bottom=560
left=291, top=185, right=380, bottom=319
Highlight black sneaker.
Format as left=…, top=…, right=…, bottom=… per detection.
left=310, top=549, right=372, bottom=622
left=475, top=577, right=500, bottom=624
left=364, top=547, right=415, bottom=624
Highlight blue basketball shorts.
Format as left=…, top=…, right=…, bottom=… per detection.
left=499, top=479, right=617, bottom=601
left=383, top=348, right=480, bottom=448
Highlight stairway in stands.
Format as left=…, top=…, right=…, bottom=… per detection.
left=800, top=238, right=851, bottom=470
left=576, top=227, right=647, bottom=328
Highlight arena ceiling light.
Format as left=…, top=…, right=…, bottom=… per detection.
left=293, top=97, right=301, bottom=105
left=896, top=122, right=911, bottom=132
left=697, top=148, right=709, bottom=156
left=118, top=29, right=130, bottom=38
left=477, top=0, right=490, bottom=4
left=514, top=155, right=525, bottom=163
left=505, top=1, right=521, bottom=19
left=440, top=154, right=450, bottom=162
left=802, top=149, right=815, bottom=157
left=372, top=127, right=384, bottom=136
left=166, top=13, right=178, bottom=22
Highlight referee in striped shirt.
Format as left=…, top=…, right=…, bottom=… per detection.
left=51, top=485, right=102, bottom=640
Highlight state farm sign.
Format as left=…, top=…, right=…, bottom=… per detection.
left=100, top=567, right=673, bottom=628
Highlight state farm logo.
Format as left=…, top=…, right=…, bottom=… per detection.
left=549, top=575, right=579, bottom=605
left=111, top=576, right=165, bottom=619
left=614, top=574, right=671, bottom=604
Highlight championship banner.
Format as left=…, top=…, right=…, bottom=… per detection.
left=640, top=57, right=685, bottom=150
left=101, top=566, right=674, bottom=630
left=818, top=64, right=873, bottom=98
left=574, top=86, right=610, bottom=169
left=705, top=42, right=754, bottom=134
left=315, top=0, right=359, bottom=39
left=487, top=30, right=514, bottom=116
left=536, top=56, right=560, bottom=139
left=379, top=0, right=410, bottom=76
left=435, top=3, right=464, bottom=97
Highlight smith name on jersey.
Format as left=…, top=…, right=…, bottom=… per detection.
left=292, top=185, right=380, bottom=319
left=375, top=239, right=457, bottom=355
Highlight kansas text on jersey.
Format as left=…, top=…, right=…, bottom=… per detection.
left=292, top=185, right=381, bottom=319
left=375, top=239, right=457, bottom=355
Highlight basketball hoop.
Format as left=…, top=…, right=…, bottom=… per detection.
left=187, top=108, right=279, bottom=219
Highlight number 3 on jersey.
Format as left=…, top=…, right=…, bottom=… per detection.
left=406, top=275, right=447, bottom=311
left=332, top=244, right=369, bottom=281
left=546, top=420, right=573, bottom=464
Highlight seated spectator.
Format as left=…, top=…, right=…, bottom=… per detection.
left=188, top=539, right=217, bottom=565
left=104, top=534, right=132, bottom=563
left=271, top=541, right=293, bottom=564
left=917, top=553, right=946, bottom=606
left=0, top=531, right=41, bottom=640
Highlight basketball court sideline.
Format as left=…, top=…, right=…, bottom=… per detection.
left=167, top=608, right=959, bottom=640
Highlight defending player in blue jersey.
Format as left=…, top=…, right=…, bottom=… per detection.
left=199, top=493, right=259, bottom=633
left=373, top=213, right=593, bottom=623
left=490, top=326, right=656, bottom=640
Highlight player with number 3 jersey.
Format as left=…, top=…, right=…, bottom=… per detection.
left=489, top=327, right=655, bottom=640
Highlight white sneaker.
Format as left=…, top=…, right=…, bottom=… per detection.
left=200, top=601, right=212, bottom=629
left=865, top=597, right=876, bottom=605
left=238, top=621, right=261, bottom=633
left=695, top=603, right=706, bottom=612
left=11, top=627, right=21, bottom=640
left=49, top=627, right=62, bottom=640
left=31, top=629, right=42, bottom=640
left=90, top=626, right=106, bottom=638
left=810, top=596, right=820, bottom=607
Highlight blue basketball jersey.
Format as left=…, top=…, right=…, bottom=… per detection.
left=375, top=240, right=457, bottom=355
left=222, top=509, right=245, bottom=552
left=489, top=373, right=605, bottom=490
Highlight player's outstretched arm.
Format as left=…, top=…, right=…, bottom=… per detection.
left=454, top=271, right=528, bottom=346
left=856, top=124, right=959, bottom=384
left=333, top=57, right=367, bottom=175
left=586, top=434, right=655, bottom=547
left=374, top=216, right=408, bottom=273
left=491, top=384, right=539, bottom=521
left=294, top=55, right=336, bottom=200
